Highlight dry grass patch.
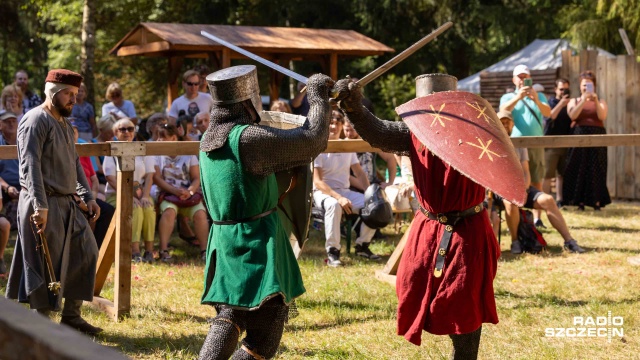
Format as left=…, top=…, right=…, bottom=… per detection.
left=0, top=202, right=638, bottom=359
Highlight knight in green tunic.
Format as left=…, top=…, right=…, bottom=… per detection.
left=198, top=65, right=333, bottom=360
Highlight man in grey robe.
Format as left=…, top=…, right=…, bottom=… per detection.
left=6, top=69, right=102, bottom=335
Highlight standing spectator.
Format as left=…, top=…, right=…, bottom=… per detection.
left=193, top=64, right=211, bottom=93
left=71, top=83, right=96, bottom=141
left=102, top=82, right=138, bottom=124
left=0, top=111, right=21, bottom=229
left=168, top=70, right=214, bottom=124
left=290, top=81, right=310, bottom=116
left=14, top=70, right=42, bottom=114
left=1, top=85, right=24, bottom=121
left=6, top=69, right=101, bottom=335
left=542, top=79, right=572, bottom=208
left=313, top=109, right=379, bottom=266
left=194, top=112, right=209, bottom=140
left=496, top=110, right=585, bottom=253
left=563, top=70, right=611, bottom=211
left=103, top=118, right=156, bottom=263
left=154, top=124, right=209, bottom=262
left=500, top=64, right=551, bottom=227
left=146, top=113, right=169, bottom=141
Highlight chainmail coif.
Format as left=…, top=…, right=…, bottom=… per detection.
left=333, top=78, right=412, bottom=156
left=201, top=74, right=334, bottom=177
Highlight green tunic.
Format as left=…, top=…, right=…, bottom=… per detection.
left=200, top=125, right=305, bottom=309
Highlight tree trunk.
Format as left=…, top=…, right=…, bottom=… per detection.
left=81, top=0, right=96, bottom=107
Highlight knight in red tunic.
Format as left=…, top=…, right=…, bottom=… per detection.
left=333, top=74, right=525, bottom=359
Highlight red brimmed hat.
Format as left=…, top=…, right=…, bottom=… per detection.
left=45, top=69, right=83, bottom=88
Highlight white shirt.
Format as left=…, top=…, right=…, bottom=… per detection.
left=154, top=155, right=199, bottom=189
left=168, top=93, right=214, bottom=119
left=103, top=155, right=155, bottom=196
left=313, top=152, right=359, bottom=190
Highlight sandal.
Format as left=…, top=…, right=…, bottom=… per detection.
left=160, top=250, right=173, bottom=263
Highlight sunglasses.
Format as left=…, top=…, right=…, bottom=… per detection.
left=111, top=92, right=122, bottom=98
left=185, top=81, right=200, bottom=87
left=117, top=127, right=135, bottom=133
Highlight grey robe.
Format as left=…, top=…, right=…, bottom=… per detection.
left=6, top=107, right=98, bottom=310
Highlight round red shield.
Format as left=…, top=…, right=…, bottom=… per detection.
left=396, top=91, right=527, bottom=206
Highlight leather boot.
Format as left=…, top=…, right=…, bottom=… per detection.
left=60, top=299, right=103, bottom=336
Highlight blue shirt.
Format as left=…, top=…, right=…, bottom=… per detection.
left=499, top=91, right=548, bottom=137
left=102, top=100, right=137, bottom=119
left=71, top=102, right=95, bottom=133
left=0, top=137, right=20, bottom=187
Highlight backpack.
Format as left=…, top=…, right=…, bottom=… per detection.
left=517, top=209, right=547, bottom=253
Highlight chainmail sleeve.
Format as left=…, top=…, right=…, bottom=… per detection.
left=239, top=74, right=333, bottom=177
left=334, top=79, right=412, bottom=156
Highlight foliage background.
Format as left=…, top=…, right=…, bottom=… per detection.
left=1, top=0, right=637, bottom=120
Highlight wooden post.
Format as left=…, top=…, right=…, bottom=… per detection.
left=167, top=56, right=183, bottom=112
left=375, top=221, right=414, bottom=286
left=329, top=53, right=338, bottom=80
left=93, top=217, right=116, bottom=296
left=221, top=48, right=231, bottom=68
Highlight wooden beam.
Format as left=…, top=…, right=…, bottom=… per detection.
left=374, top=270, right=397, bottom=287
left=381, top=221, right=413, bottom=276
left=117, top=41, right=171, bottom=56
left=619, top=28, right=635, bottom=56
left=167, top=56, right=184, bottom=112
left=94, top=217, right=116, bottom=296
left=0, top=297, right=129, bottom=360
left=113, top=167, right=133, bottom=320
left=221, top=48, right=231, bottom=68
left=88, top=296, right=118, bottom=323
left=329, top=53, right=338, bottom=80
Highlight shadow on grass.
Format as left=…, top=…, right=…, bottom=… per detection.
left=570, top=225, right=640, bottom=233
left=277, top=344, right=354, bottom=358
left=98, top=331, right=202, bottom=356
left=495, top=289, right=639, bottom=309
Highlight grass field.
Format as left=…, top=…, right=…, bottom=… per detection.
left=1, top=202, right=639, bottom=359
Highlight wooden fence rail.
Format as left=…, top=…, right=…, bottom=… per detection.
left=1, top=135, right=640, bottom=320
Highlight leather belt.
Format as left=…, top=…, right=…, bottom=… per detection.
left=419, top=203, right=483, bottom=278
left=22, top=187, right=72, bottom=197
left=211, top=206, right=277, bottom=225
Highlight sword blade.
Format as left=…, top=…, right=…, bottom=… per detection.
left=356, top=22, right=453, bottom=87
left=201, top=31, right=309, bottom=84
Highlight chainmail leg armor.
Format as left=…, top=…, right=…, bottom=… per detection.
left=333, top=79, right=412, bottom=156
left=449, top=326, right=482, bottom=360
left=199, top=298, right=289, bottom=360
left=200, top=74, right=334, bottom=177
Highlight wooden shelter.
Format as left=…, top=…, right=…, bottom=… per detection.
left=109, top=23, right=394, bottom=106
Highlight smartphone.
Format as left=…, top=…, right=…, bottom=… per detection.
left=523, top=78, right=533, bottom=87
left=586, top=82, right=594, bottom=93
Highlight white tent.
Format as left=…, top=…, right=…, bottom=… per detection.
left=457, top=39, right=614, bottom=93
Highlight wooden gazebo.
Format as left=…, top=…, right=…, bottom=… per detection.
left=110, top=23, right=394, bottom=105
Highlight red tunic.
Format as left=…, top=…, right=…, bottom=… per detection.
left=396, top=134, right=500, bottom=345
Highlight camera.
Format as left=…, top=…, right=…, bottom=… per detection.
left=562, top=88, right=570, bottom=97
left=523, top=78, right=533, bottom=87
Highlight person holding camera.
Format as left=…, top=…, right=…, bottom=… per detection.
left=542, top=78, right=572, bottom=208
left=562, top=70, right=610, bottom=211
left=500, top=65, right=551, bottom=227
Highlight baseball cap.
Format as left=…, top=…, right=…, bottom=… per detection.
left=0, top=111, right=18, bottom=121
left=513, top=64, right=530, bottom=77
left=496, top=110, right=513, bottom=121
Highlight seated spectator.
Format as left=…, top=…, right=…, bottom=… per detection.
left=153, top=124, right=209, bottom=262
left=313, top=109, right=379, bottom=266
left=71, top=121, right=115, bottom=249
left=496, top=110, right=585, bottom=254
left=0, top=111, right=21, bottom=229
left=146, top=113, right=169, bottom=141
left=14, top=70, right=42, bottom=114
left=343, top=116, right=396, bottom=191
left=193, top=64, right=211, bottom=93
left=103, top=118, right=156, bottom=263
left=0, top=194, right=9, bottom=275
left=93, top=115, right=117, bottom=197
left=194, top=111, right=209, bottom=140
left=1, top=85, right=23, bottom=122
left=270, top=100, right=292, bottom=113
left=102, top=82, right=138, bottom=124
left=71, top=82, right=96, bottom=141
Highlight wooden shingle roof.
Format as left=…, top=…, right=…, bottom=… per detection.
left=110, top=23, right=394, bottom=57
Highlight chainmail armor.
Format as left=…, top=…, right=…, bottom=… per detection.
left=449, top=326, right=482, bottom=360
left=199, top=297, right=289, bottom=360
left=334, top=79, right=412, bottom=156
left=238, top=74, right=333, bottom=176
